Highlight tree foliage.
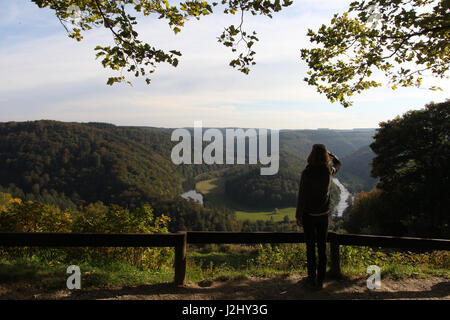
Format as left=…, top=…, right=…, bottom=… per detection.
left=0, top=120, right=184, bottom=208
left=346, top=100, right=450, bottom=238
left=0, top=194, right=175, bottom=269
left=32, top=0, right=292, bottom=85
left=337, top=145, right=377, bottom=193
left=30, top=1, right=448, bottom=104
left=221, top=129, right=375, bottom=209
left=0, top=120, right=380, bottom=232
left=301, top=0, right=449, bottom=107
left=0, top=121, right=248, bottom=232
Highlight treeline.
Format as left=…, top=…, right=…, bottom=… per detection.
left=224, top=167, right=299, bottom=208
left=151, top=198, right=242, bottom=232
left=0, top=184, right=77, bottom=210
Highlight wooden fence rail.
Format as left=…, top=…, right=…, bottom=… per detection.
left=0, top=231, right=187, bottom=286
left=1, top=231, right=449, bottom=286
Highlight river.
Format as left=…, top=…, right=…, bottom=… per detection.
left=181, top=178, right=351, bottom=217
left=332, top=177, right=352, bottom=217
left=181, top=189, right=203, bottom=205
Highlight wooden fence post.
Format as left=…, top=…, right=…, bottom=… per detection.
left=174, top=232, right=187, bottom=286
left=329, top=232, right=342, bottom=278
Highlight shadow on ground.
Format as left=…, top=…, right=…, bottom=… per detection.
left=2, top=275, right=447, bottom=300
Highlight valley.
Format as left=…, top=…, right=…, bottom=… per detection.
left=0, top=121, right=377, bottom=232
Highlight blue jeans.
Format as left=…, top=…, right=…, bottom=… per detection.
left=303, top=214, right=329, bottom=282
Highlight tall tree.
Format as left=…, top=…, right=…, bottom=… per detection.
left=368, top=100, right=450, bottom=237
left=301, top=0, right=449, bottom=107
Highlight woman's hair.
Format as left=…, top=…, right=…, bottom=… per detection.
left=307, top=144, right=331, bottom=166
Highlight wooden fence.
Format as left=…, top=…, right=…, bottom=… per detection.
left=1, top=231, right=449, bottom=286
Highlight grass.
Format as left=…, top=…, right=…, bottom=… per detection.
left=1, top=245, right=448, bottom=292
left=196, top=178, right=225, bottom=195
left=341, top=261, right=450, bottom=280
left=0, top=256, right=174, bottom=290
left=187, top=245, right=450, bottom=283
left=185, top=247, right=304, bottom=283
left=0, top=249, right=275, bottom=290
left=195, top=177, right=238, bottom=209
left=0, top=244, right=450, bottom=290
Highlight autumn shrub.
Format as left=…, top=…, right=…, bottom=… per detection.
left=254, top=244, right=307, bottom=271
left=0, top=193, right=173, bottom=271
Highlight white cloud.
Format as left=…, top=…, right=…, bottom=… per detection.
left=0, top=0, right=448, bottom=129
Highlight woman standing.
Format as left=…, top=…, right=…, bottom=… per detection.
left=296, top=144, right=342, bottom=289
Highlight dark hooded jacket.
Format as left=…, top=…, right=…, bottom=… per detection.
left=295, top=154, right=342, bottom=219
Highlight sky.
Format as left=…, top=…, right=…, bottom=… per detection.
left=0, top=0, right=448, bottom=130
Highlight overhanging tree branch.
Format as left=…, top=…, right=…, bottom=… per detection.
left=301, top=0, right=449, bottom=107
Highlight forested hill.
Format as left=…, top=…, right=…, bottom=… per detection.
left=0, top=121, right=377, bottom=214
left=337, top=145, right=377, bottom=193
left=220, top=129, right=376, bottom=209
left=0, top=120, right=183, bottom=208
left=279, top=129, right=375, bottom=159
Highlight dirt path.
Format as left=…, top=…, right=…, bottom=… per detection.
left=1, top=275, right=449, bottom=300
